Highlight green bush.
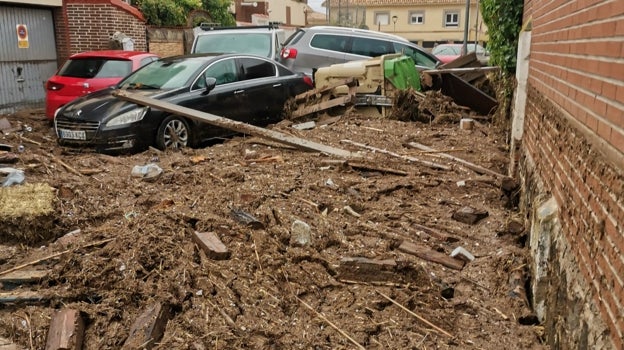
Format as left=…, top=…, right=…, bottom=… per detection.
left=480, top=0, right=524, bottom=74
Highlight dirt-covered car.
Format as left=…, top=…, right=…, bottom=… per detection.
left=54, top=53, right=313, bottom=153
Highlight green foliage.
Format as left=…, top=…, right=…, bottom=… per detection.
left=480, top=0, right=524, bottom=74
left=202, top=0, right=235, bottom=26
left=137, top=0, right=233, bottom=27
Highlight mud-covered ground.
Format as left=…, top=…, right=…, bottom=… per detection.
left=0, top=101, right=547, bottom=349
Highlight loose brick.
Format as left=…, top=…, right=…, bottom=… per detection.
left=122, top=303, right=170, bottom=350
left=192, top=231, right=230, bottom=260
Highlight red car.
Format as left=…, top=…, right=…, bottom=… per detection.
left=45, top=50, right=158, bottom=120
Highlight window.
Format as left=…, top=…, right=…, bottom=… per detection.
left=201, top=59, right=238, bottom=88
left=392, top=43, right=438, bottom=68
left=240, top=58, right=276, bottom=80
left=310, top=34, right=349, bottom=53
left=351, top=37, right=392, bottom=57
left=409, top=11, right=424, bottom=25
left=444, top=11, right=459, bottom=27
left=375, top=12, right=390, bottom=25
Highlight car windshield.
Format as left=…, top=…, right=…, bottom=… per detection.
left=58, top=58, right=132, bottom=78
left=195, top=33, right=272, bottom=57
left=119, top=58, right=206, bottom=90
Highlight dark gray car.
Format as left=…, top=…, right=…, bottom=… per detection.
left=278, top=26, right=440, bottom=77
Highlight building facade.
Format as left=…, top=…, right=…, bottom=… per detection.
left=515, top=0, right=624, bottom=349
left=324, top=0, right=487, bottom=48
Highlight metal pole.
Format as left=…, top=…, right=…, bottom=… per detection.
left=462, top=0, right=470, bottom=55
left=475, top=0, right=480, bottom=46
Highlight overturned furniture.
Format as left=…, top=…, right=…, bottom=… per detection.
left=291, top=54, right=421, bottom=118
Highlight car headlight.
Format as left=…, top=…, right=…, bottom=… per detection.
left=106, top=107, right=148, bottom=127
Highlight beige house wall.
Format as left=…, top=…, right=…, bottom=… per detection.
left=327, top=0, right=488, bottom=47
left=264, top=0, right=309, bottom=26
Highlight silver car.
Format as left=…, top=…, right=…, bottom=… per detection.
left=192, top=24, right=286, bottom=61
left=278, top=26, right=440, bottom=76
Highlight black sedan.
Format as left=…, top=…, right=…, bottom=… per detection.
left=54, top=53, right=313, bottom=153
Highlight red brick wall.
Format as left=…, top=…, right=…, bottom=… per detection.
left=53, top=0, right=147, bottom=67
left=522, top=0, right=624, bottom=348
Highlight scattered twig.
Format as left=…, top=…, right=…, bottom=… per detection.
left=376, top=291, right=454, bottom=338
left=294, top=295, right=366, bottom=350
left=342, top=205, right=361, bottom=218
left=493, top=307, right=509, bottom=320
left=209, top=173, right=224, bottom=183
left=19, top=136, right=41, bottom=146
left=340, top=139, right=450, bottom=171
left=46, top=152, right=84, bottom=177
left=460, top=275, right=489, bottom=292
left=0, top=238, right=114, bottom=276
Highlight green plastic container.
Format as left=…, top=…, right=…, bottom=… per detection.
left=383, top=56, right=421, bottom=92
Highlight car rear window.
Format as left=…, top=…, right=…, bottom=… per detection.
left=194, top=33, right=272, bottom=58
left=58, top=58, right=132, bottom=78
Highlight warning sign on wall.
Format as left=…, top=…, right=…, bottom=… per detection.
left=16, top=24, right=29, bottom=49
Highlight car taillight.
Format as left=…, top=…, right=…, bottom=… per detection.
left=46, top=81, right=64, bottom=91
left=281, top=47, right=297, bottom=59
left=303, top=75, right=313, bottom=87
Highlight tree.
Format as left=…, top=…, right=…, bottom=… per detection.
left=136, top=0, right=234, bottom=27
left=202, top=0, right=235, bottom=27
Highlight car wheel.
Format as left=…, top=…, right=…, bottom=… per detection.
left=156, top=116, right=193, bottom=150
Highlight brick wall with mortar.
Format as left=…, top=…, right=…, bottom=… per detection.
left=520, top=0, right=624, bottom=349
left=53, top=0, right=147, bottom=67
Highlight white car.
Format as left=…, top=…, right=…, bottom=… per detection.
left=191, top=23, right=286, bottom=61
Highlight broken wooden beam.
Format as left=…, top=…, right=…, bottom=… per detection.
left=192, top=231, right=230, bottom=260
left=397, top=241, right=465, bottom=270
left=0, top=291, right=47, bottom=303
left=340, top=139, right=450, bottom=171
left=113, top=90, right=358, bottom=159
left=422, top=66, right=500, bottom=75
left=294, top=77, right=358, bottom=102
left=45, top=309, right=85, bottom=350
left=0, top=269, right=49, bottom=286
left=122, top=302, right=170, bottom=350
left=406, top=141, right=507, bottom=179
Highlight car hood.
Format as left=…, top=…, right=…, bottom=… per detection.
left=58, top=87, right=181, bottom=122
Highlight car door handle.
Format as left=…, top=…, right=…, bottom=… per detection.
left=272, top=83, right=282, bottom=88
left=234, top=89, right=245, bottom=94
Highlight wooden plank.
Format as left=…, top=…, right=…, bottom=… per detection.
left=192, top=231, right=230, bottom=260
left=45, top=309, right=84, bottom=350
left=0, top=337, right=24, bottom=350
left=0, top=269, right=49, bottom=285
left=340, top=139, right=450, bottom=171
left=0, top=291, right=46, bottom=303
left=407, top=141, right=506, bottom=179
left=122, top=302, right=170, bottom=350
left=113, top=90, right=358, bottom=159
left=398, top=241, right=465, bottom=270
left=291, top=94, right=353, bottom=119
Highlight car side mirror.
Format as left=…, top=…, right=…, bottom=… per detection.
left=202, top=76, right=217, bottom=95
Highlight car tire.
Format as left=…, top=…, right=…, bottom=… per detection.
left=156, top=116, right=193, bottom=150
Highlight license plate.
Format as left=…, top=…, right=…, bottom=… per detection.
left=58, top=129, right=86, bottom=140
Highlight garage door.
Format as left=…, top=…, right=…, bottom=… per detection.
left=0, top=6, right=58, bottom=114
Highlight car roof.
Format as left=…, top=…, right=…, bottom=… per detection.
left=303, top=26, right=410, bottom=43
left=69, top=50, right=157, bottom=59
left=196, top=24, right=283, bottom=34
